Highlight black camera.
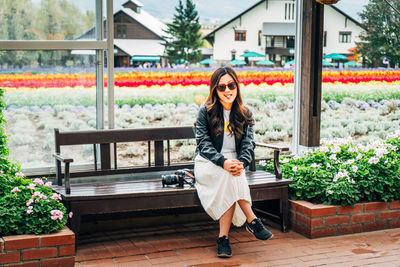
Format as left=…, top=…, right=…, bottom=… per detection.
left=161, top=169, right=195, bottom=188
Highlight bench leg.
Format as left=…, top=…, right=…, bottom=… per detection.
left=280, top=188, right=289, bottom=232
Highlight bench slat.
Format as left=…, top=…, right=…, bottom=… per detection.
left=58, top=126, right=195, bottom=146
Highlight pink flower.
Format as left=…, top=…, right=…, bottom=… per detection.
left=69, top=212, right=73, bottom=218
left=331, top=146, right=341, bottom=153
left=310, top=163, right=320, bottom=168
left=352, top=165, right=358, bottom=172
left=368, top=157, right=379, bottom=164
left=50, top=210, right=64, bottom=221
left=27, top=206, right=33, bottom=214
left=33, top=178, right=44, bottom=186
left=51, top=193, right=62, bottom=201
left=27, top=183, right=36, bottom=190
left=329, top=154, right=337, bottom=161
left=15, top=172, right=24, bottom=178
left=11, top=187, right=21, bottom=193
left=44, top=181, right=52, bottom=187
left=292, top=166, right=298, bottom=172
left=26, top=199, right=33, bottom=206
left=319, top=146, right=329, bottom=153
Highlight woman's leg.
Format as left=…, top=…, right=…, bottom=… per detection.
left=237, top=199, right=257, bottom=223
left=219, top=203, right=235, bottom=237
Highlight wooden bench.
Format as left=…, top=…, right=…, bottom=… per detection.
left=51, top=126, right=292, bottom=237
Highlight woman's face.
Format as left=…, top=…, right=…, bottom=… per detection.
left=216, top=74, right=237, bottom=109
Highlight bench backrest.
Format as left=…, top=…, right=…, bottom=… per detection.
left=54, top=126, right=196, bottom=178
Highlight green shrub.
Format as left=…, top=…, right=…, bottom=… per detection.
left=0, top=176, right=67, bottom=235
left=0, top=88, right=68, bottom=235
left=265, top=132, right=400, bottom=206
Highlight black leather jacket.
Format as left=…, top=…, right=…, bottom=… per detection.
left=194, top=105, right=255, bottom=168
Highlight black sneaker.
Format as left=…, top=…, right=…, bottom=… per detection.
left=217, top=236, right=232, bottom=258
left=246, top=218, right=274, bottom=241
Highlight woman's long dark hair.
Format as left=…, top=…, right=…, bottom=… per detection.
left=205, top=66, right=254, bottom=137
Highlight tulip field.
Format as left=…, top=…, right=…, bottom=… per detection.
left=2, top=67, right=400, bottom=169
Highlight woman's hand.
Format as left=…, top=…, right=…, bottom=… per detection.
left=223, top=159, right=244, bottom=176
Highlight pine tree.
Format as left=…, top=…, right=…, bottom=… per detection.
left=163, top=0, right=203, bottom=64
left=356, top=0, right=400, bottom=67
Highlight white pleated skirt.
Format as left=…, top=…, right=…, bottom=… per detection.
left=194, top=152, right=252, bottom=227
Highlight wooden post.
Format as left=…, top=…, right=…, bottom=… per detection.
left=295, top=0, right=324, bottom=149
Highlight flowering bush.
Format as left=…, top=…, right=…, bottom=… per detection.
left=0, top=88, right=68, bottom=235
left=265, top=132, right=400, bottom=206
left=0, top=175, right=68, bottom=235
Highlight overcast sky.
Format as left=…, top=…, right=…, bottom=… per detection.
left=40, top=0, right=369, bottom=24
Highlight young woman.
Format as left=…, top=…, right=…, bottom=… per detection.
left=194, top=66, right=273, bottom=258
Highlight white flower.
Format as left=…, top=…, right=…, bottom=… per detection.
left=384, top=159, right=388, bottom=164
left=44, top=181, right=52, bottom=187
left=352, top=165, right=358, bottom=172
left=348, top=147, right=357, bottom=153
left=356, top=154, right=362, bottom=160
left=344, top=159, right=355, bottom=165
left=374, top=147, right=389, bottom=158
left=329, top=154, right=337, bottom=161
left=319, top=146, right=329, bottom=153
left=310, top=163, right=320, bottom=168
left=293, top=155, right=300, bottom=160
left=368, top=157, right=379, bottom=164
left=331, top=146, right=341, bottom=154
left=259, top=160, right=267, bottom=166
left=281, top=158, right=289, bottom=163
left=327, top=163, right=331, bottom=168
left=327, top=190, right=333, bottom=195
left=292, top=166, right=298, bottom=172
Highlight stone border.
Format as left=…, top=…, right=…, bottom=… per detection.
left=0, top=227, right=75, bottom=267
left=290, top=200, right=400, bottom=238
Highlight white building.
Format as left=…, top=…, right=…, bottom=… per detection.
left=204, top=0, right=364, bottom=66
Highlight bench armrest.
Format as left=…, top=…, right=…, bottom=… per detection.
left=253, top=142, right=289, bottom=179
left=255, top=142, right=289, bottom=152
left=53, top=153, right=73, bottom=194
left=52, top=153, right=73, bottom=163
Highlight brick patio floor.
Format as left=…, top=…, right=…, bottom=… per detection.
left=75, top=219, right=400, bottom=267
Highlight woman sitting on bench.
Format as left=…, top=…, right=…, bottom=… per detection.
left=194, top=66, right=273, bottom=258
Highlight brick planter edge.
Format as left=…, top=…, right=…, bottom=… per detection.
left=290, top=200, right=400, bottom=238
left=0, top=227, right=75, bottom=267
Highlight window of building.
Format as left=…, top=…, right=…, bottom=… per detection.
left=117, top=24, right=127, bottom=38
left=323, top=31, right=327, bottom=47
left=258, top=30, right=262, bottom=46
left=339, top=31, right=351, bottom=43
left=285, top=2, right=295, bottom=20
left=234, top=30, right=246, bottom=41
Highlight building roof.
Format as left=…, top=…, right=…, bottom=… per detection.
left=76, top=1, right=167, bottom=40
left=114, top=39, right=165, bottom=57
left=204, top=0, right=363, bottom=42
left=120, top=7, right=167, bottom=38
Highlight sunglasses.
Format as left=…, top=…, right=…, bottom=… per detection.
left=217, top=82, right=236, bottom=92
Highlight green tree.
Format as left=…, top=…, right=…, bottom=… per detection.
left=163, top=0, right=203, bottom=64
left=356, top=0, right=400, bottom=67
left=0, top=0, right=38, bottom=68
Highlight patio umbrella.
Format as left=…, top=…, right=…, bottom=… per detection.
left=344, top=60, right=362, bottom=67
left=199, top=58, right=215, bottom=65
left=284, top=59, right=295, bottom=66
left=240, top=51, right=265, bottom=58
left=229, top=59, right=246, bottom=66
left=176, top=58, right=188, bottom=64
left=322, top=60, right=335, bottom=66
left=255, top=59, right=275, bottom=66
left=323, top=53, right=348, bottom=61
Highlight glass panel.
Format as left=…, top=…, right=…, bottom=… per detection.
left=1, top=50, right=98, bottom=169
left=0, top=0, right=96, bottom=40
